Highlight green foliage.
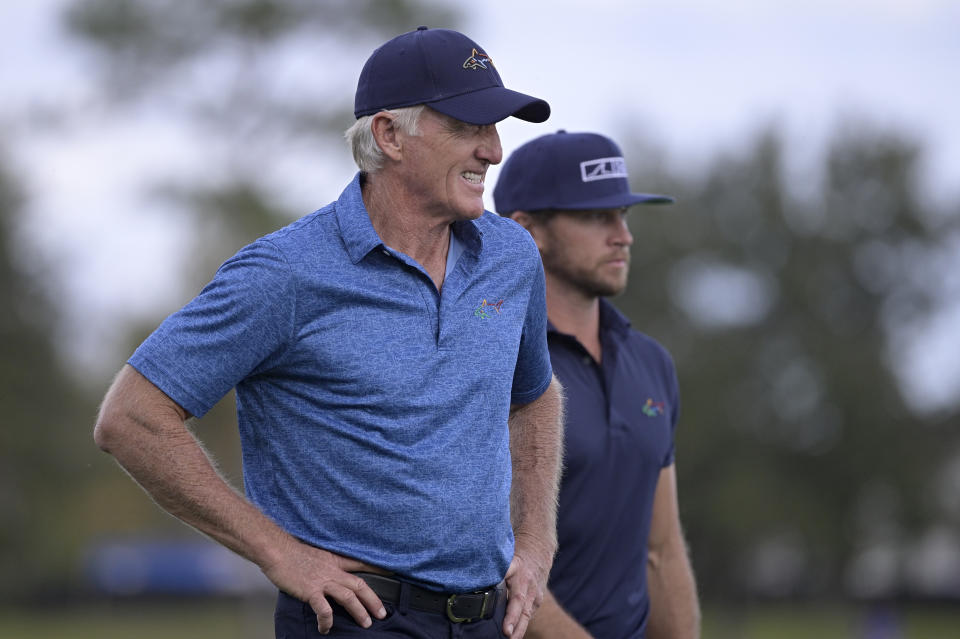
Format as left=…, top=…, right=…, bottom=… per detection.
left=64, top=0, right=461, bottom=106
left=0, top=151, right=99, bottom=596
left=67, top=0, right=457, bottom=52
left=617, top=124, right=959, bottom=598
left=157, top=177, right=302, bottom=288
left=64, top=0, right=464, bottom=288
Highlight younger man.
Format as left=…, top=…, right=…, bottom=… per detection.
left=495, top=130, right=700, bottom=638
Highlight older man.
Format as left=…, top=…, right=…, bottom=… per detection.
left=95, top=27, right=563, bottom=639
left=495, top=130, right=700, bottom=638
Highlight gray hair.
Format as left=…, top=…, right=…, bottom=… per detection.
left=344, top=105, right=425, bottom=174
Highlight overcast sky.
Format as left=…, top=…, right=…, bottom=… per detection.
left=477, top=0, right=960, bottom=204
left=2, top=0, right=959, bottom=405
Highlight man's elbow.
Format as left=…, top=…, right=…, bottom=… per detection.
left=94, top=388, right=144, bottom=455
left=647, top=533, right=692, bottom=574
left=646, top=546, right=664, bottom=572
left=93, top=402, right=125, bottom=454
left=93, top=365, right=169, bottom=455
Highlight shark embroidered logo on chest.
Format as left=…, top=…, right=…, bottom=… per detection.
left=641, top=398, right=666, bottom=417
left=474, top=298, right=504, bottom=319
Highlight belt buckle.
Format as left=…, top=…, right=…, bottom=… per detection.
left=445, top=590, right=492, bottom=623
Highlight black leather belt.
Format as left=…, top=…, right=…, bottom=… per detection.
left=355, top=572, right=503, bottom=623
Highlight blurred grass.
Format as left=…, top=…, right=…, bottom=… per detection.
left=704, top=602, right=960, bottom=639
left=1, top=600, right=959, bottom=638
left=0, top=597, right=276, bottom=639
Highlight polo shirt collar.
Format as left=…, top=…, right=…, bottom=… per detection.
left=336, top=173, right=385, bottom=264
left=547, top=298, right=631, bottom=339
left=451, top=218, right=482, bottom=254
left=335, top=172, right=484, bottom=265
left=598, top=298, right=631, bottom=337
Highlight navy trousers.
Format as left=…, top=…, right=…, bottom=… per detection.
left=274, top=586, right=508, bottom=638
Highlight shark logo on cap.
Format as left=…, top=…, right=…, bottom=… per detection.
left=463, top=48, right=494, bottom=70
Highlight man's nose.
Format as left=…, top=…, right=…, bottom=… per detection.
left=611, top=216, right=633, bottom=246
left=477, top=124, right=503, bottom=165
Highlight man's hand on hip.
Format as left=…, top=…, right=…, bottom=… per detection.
left=262, top=538, right=389, bottom=634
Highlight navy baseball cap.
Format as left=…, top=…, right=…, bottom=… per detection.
left=354, top=26, right=550, bottom=125
left=493, top=130, right=674, bottom=213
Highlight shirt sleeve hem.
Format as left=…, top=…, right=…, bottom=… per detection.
left=127, top=356, right=213, bottom=418
left=510, top=368, right=553, bottom=406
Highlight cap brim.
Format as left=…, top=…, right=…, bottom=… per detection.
left=552, top=192, right=675, bottom=210
left=429, top=87, right=550, bottom=125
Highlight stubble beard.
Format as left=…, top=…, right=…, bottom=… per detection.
left=542, top=250, right=629, bottom=299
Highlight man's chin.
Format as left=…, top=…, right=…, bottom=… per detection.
left=457, top=204, right=486, bottom=220
left=597, top=287, right=627, bottom=298
left=590, top=278, right=628, bottom=298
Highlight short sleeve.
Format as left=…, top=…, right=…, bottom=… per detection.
left=128, top=239, right=296, bottom=417
left=662, top=347, right=681, bottom=468
left=510, top=255, right=552, bottom=405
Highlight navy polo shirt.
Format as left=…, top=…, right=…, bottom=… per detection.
left=129, top=173, right=552, bottom=592
left=547, top=299, right=679, bottom=638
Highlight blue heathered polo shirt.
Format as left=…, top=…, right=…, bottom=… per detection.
left=128, top=173, right=553, bottom=592
left=547, top=299, right=678, bottom=638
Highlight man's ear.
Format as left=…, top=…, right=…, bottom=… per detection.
left=509, top=210, right=534, bottom=230
left=508, top=211, right=545, bottom=248
left=370, top=112, right=403, bottom=162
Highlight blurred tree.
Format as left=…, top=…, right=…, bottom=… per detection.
left=65, top=0, right=462, bottom=280
left=618, top=124, right=960, bottom=601
left=0, top=148, right=98, bottom=597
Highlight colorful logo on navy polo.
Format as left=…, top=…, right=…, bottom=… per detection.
left=642, top=398, right=665, bottom=417
left=474, top=298, right=504, bottom=319
left=463, top=48, right=493, bottom=70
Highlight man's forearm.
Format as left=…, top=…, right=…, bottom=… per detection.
left=526, top=590, right=592, bottom=639
left=501, top=376, right=564, bottom=637
left=94, top=366, right=291, bottom=571
left=646, top=543, right=701, bottom=639
left=508, top=376, right=565, bottom=549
